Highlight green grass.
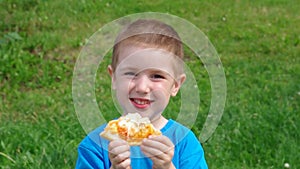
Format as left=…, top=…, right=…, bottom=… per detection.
left=1, top=0, right=299, bottom=168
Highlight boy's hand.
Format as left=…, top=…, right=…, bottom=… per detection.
left=140, top=135, right=175, bottom=169
left=109, top=140, right=131, bottom=169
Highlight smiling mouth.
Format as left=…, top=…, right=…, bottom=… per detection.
left=130, top=98, right=152, bottom=109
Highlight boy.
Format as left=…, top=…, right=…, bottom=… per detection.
left=76, top=19, right=208, bottom=169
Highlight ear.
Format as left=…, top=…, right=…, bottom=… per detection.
left=171, top=74, right=186, bottom=96
left=107, top=65, right=116, bottom=89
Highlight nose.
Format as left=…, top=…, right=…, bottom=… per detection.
left=134, top=74, right=151, bottom=94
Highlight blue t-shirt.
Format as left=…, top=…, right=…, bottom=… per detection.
left=76, top=119, right=208, bottom=169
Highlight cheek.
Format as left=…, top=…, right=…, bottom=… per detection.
left=115, top=78, right=134, bottom=92
left=152, top=83, right=173, bottom=97
left=151, top=89, right=171, bottom=110
left=157, top=82, right=174, bottom=92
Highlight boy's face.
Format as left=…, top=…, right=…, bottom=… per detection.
left=108, top=46, right=185, bottom=121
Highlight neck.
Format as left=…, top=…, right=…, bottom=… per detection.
left=151, top=115, right=168, bottom=130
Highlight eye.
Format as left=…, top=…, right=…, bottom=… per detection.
left=124, top=72, right=136, bottom=76
left=150, top=74, right=165, bottom=79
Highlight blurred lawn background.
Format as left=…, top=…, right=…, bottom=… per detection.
left=1, top=0, right=299, bottom=168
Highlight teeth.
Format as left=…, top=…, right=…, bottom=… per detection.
left=134, top=99, right=149, bottom=105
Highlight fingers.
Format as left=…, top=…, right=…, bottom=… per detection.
left=140, top=135, right=174, bottom=158
left=147, top=135, right=174, bottom=147
left=109, top=140, right=131, bottom=169
left=111, top=158, right=131, bottom=169
left=109, top=140, right=130, bottom=156
left=140, top=136, right=174, bottom=169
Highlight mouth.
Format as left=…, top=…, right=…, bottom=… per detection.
left=130, top=98, right=152, bottom=109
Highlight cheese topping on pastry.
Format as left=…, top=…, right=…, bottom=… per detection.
left=100, top=113, right=161, bottom=145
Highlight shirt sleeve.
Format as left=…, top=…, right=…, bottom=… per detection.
left=178, top=131, right=208, bottom=169
left=75, top=136, right=109, bottom=169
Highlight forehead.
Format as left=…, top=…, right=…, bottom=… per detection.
left=116, top=46, right=178, bottom=76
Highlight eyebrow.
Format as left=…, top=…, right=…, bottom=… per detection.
left=118, top=67, right=137, bottom=72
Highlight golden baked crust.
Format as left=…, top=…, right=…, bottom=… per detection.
left=100, top=113, right=161, bottom=145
